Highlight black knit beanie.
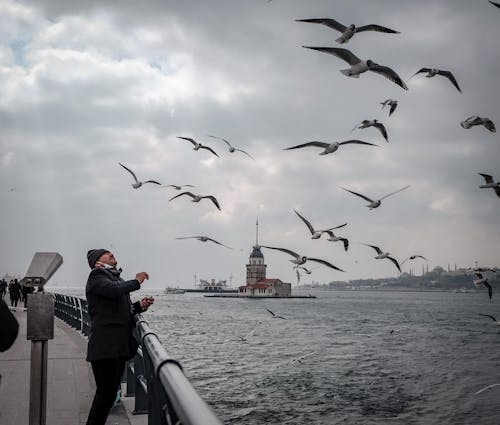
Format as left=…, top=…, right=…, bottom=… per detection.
left=87, top=249, right=110, bottom=269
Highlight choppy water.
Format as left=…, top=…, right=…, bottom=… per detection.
left=143, top=290, right=500, bottom=425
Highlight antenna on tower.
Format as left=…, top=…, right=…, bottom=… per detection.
left=256, top=218, right=259, bottom=246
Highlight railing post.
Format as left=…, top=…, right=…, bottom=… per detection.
left=133, top=347, right=149, bottom=415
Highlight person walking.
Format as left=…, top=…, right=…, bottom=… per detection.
left=8, top=279, right=21, bottom=308
left=85, top=249, right=154, bottom=425
left=21, top=283, right=34, bottom=308
left=0, top=279, right=7, bottom=299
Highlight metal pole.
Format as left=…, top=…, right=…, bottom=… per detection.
left=29, top=340, right=48, bottom=425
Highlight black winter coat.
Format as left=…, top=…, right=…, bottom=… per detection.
left=0, top=299, right=19, bottom=351
left=85, top=267, right=142, bottom=362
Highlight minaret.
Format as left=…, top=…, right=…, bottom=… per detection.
left=246, top=219, right=267, bottom=284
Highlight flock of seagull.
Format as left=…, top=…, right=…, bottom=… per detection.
left=116, top=4, right=498, bottom=301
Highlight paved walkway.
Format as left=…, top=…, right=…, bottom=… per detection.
left=0, top=307, right=144, bottom=425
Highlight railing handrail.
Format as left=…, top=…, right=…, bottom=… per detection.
left=52, top=294, right=222, bottom=425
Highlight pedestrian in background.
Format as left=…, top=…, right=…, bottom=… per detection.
left=8, top=279, right=21, bottom=308
left=85, top=249, right=154, bottom=425
left=0, top=279, right=7, bottom=299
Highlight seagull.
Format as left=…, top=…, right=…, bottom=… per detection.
left=288, top=351, right=316, bottom=366
left=266, top=308, right=287, bottom=320
left=303, top=46, right=408, bottom=90
left=177, top=136, right=219, bottom=157
left=478, top=173, right=500, bottom=198
left=489, top=1, right=500, bottom=8
left=473, top=273, right=493, bottom=300
left=296, top=268, right=301, bottom=282
left=461, top=116, right=496, bottom=133
left=362, top=244, right=401, bottom=272
left=323, top=230, right=349, bottom=251
left=294, top=209, right=347, bottom=239
left=477, top=314, right=500, bottom=325
left=169, top=191, right=221, bottom=210
left=118, top=163, right=162, bottom=189
left=164, top=184, right=195, bottom=190
left=175, top=235, right=232, bottom=249
left=408, top=68, right=461, bottom=93
left=207, top=135, right=254, bottom=159
left=352, top=119, right=389, bottom=142
left=261, top=246, right=344, bottom=272
left=341, top=185, right=410, bottom=209
left=284, top=139, right=378, bottom=155
left=401, top=255, right=428, bottom=266
left=296, top=17, right=399, bottom=44
left=474, top=383, right=500, bottom=395
left=380, top=99, right=398, bottom=116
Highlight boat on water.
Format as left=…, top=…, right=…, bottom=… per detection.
left=164, top=287, right=185, bottom=294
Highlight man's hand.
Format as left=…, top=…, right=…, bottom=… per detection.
left=135, top=272, right=149, bottom=284
left=140, top=296, right=154, bottom=311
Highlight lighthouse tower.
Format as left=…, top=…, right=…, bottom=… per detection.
left=246, top=220, right=267, bottom=284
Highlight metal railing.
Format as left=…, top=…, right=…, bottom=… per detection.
left=53, top=294, right=222, bottom=425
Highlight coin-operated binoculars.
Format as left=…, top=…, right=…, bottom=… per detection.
left=20, top=252, right=63, bottom=425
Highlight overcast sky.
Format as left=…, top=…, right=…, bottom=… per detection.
left=1, top=0, right=499, bottom=290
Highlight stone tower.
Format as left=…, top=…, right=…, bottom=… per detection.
left=246, top=220, right=267, bottom=284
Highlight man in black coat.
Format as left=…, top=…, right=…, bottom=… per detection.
left=85, top=249, right=154, bottom=425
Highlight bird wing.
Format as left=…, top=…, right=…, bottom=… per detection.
left=206, top=237, right=232, bottom=249
left=341, top=238, right=349, bottom=251
left=479, top=173, right=494, bottom=184
left=207, top=134, right=232, bottom=148
left=490, top=1, right=500, bottom=8
left=341, top=187, right=375, bottom=203
left=474, top=383, right=500, bottom=396
left=266, top=308, right=276, bottom=317
left=369, top=64, right=408, bottom=90
left=175, top=236, right=200, bottom=240
left=389, top=102, right=397, bottom=116
left=326, top=222, right=348, bottom=231
left=408, top=67, right=432, bottom=80
left=355, top=24, right=400, bottom=34
left=373, top=122, right=389, bottom=142
left=400, top=257, right=410, bottom=266
left=302, top=46, right=361, bottom=65
left=475, top=272, right=484, bottom=279
left=484, top=119, right=496, bottom=132
left=387, top=256, right=401, bottom=273
left=363, top=244, right=383, bottom=255
left=203, top=195, right=221, bottom=210
left=295, top=18, right=346, bottom=33
left=283, top=141, right=329, bottom=150
left=339, top=140, right=378, bottom=147
left=379, top=185, right=410, bottom=201
left=234, top=148, right=254, bottom=159
left=308, top=257, right=344, bottom=272
left=261, top=246, right=300, bottom=260
left=143, top=180, right=162, bottom=185
left=177, top=136, right=197, bottom=146
left=169, top=191, right=196, bottom=202
left=119, top=163, right=139, bottom=184
left=200, top=145, right=220, bottom=157
left=478, top=314, right=497, bottom=322
left=437, top=70, right=461, bottom=93
left=294, top=209, right=315, bottom=235
left=483, top=281, right=493, bottom=300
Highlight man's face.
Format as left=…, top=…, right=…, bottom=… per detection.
left=97, top=251, right=117, bottom=267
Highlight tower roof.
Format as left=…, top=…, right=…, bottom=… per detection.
left=250, top=245, right=264, bottom=258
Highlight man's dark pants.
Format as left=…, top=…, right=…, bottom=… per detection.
left=86, top=357, right=126, bottom=425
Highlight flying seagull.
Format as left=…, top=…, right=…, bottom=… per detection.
left=401, top=255, right=428, bottom=266
left=118, top=163, right=162, bottom=189
left=489, top=1, right=500, bottom=8
left=473, top=273, right=493, bottom=300
left=294, top=209, right=347, bottom=239
left=408, top=68, right=461, bottom=93
left=362, top=243, right=401, bottom=272
left=266, top=308, right=287, bottom=320
left=284, top=139, right=378, bottom=155
left=296, top=17, right=399, bottom=44
left=380, top=99, right=398, bottom=116
left=177, top=136, right=219, bottom=157
left=461, top=116, right=496, bottom=133
left=323, top=230, right=349, bottom=251
left=352, top=119, right=389, bottom=142
left=169, top=191, right=221, bottom=210
left=341, top=185, right=410, bottom=209
left=165, top=184, right=195, bottom=190
left=175, top=235, right=232, bottom=249
left=478, top=173, right=500, bottom=198
left=261, top=246, right=344, bottom=272
left=207, top=135, right=254, bottom=159
left=477, top=314, right=500, bottom=325
left=303, top=46, right=408, bottom=90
